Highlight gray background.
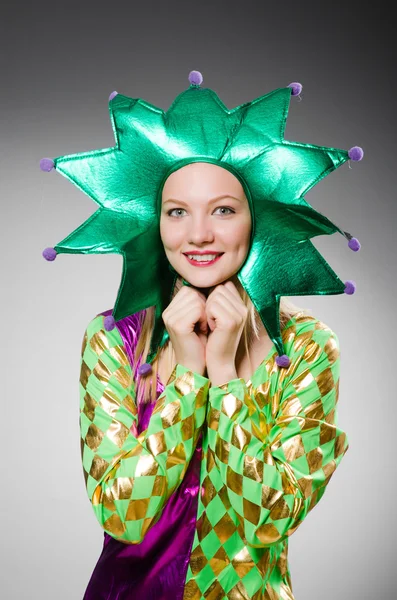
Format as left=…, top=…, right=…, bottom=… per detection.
left=1, top=1, right=393, bottom=598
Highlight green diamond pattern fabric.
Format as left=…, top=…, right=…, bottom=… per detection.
left=79, top=314, right=210, bottom=544
left=183, top=314, right=348, bottom=598
left=79, top=311, right=349, bottom=598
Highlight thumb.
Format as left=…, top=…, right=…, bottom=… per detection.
left=198, top=331, right=208, bottom=347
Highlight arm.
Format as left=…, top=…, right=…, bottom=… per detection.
left=79, top=314, right=210, bottom=544
left=206, top=326, right=349, bottom=548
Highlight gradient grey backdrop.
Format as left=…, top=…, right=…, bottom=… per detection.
left=1, top=1, right=393, bottom=598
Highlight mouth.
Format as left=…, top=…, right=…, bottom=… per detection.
left=183, top=253, right=224, bottom=267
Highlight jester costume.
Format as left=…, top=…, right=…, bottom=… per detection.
left=41, top=70, right=362, bottom=598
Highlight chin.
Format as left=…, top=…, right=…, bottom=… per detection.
left=183, top=275, right=217, bottom=286
left=183, top=272, right=230, bottom=288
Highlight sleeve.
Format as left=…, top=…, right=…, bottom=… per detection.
left=206, top=326, right=349, bottom=548
left=79, top=314, right=210, bottom=544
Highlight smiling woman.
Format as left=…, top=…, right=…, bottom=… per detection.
left=78, top=157, right=347, bottom=600
left=160, top=162, right=252, bottom=289
left=131, top=161, right=311, bottom=405
left=41, top=71, right=355, bottom=599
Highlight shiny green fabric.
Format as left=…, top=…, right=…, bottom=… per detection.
left=50, top=82, right=350, bottom=363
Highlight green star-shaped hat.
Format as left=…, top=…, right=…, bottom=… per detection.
left=40, top=70, right=363, bottom=368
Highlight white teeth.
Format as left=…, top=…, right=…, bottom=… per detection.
left=187, top=254, right=220, bottom=262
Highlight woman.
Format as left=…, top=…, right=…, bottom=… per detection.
left=80, top=161, right=348, bottom=599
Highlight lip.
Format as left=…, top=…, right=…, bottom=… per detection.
left=183, top=251, right=224, bottom=255
left=184, top=253, right=223, bottom=267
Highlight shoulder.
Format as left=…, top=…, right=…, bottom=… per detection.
left=276, top=313, right=341, bottom=405
left=288, top=311, right=340, bottom=367
left=80, top=313, right=124, bottom=361
left=84, top=309, right=143, bottom=337
left=83, top=312, right=117, bottom=341
left=81, top=309, right=146, bottom=361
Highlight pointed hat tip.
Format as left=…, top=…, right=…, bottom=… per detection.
left=42, top=247, right=57, bottom=261
left=288, top=82, right=303, bottom=96
left=188, top=70, right=203, bottom=86
left=276, top=354, right=291, bottom=368
left=104, top=315, right=116, bottom=331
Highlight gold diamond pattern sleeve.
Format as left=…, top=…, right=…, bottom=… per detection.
left=79, top=314, right=210, bottom=544
left=206, top=320, right=349, bottom=548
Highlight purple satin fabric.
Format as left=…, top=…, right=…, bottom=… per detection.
left=83, top=310, right=201, bottom=600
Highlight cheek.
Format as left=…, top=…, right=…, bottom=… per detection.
left=160, top=220, right=185, bottom=250
left=225, top=220, right=251, bottom=246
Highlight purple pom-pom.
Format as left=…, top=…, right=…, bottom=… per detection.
left=138, top=362, right=153, bottom=376
left=344, top=280, right=356, bottom=295
left=348, top=146, right=364, bottom=161
left=275, top=354, right=291, bottom=368
left=348, top=237, right=361, bottom=251
left=42, top=247, right=57, bottom=261
left=188, top=70, right=203, bottom=86
left=40, top=158, right=55, bottom=172
left=104, top=315, right=116, bottom=331
left=288, top=82, right=303, bottom=96
left=109, top=91, right=118, bottom=101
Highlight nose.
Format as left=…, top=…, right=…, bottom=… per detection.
left=187, top=216, right=215, bottom=244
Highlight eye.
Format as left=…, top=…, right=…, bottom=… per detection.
left=215, top=207, right=235, bottom=216
left=167, top=208, right=186, bottom=217
left=166, top=206, right=235, bottom=218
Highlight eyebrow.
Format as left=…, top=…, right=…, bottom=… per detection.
left=163, top=194, right=243, bottom=205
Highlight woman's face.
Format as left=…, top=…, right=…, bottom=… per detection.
left=160, top=162, right=252, bottom=290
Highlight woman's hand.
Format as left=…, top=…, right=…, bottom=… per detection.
left=162, top=286, right=209, bottom=376
left=205, top=281, right=248, bottom=384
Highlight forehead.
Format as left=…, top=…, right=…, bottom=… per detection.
left=162, top=162, right=244, bottom=198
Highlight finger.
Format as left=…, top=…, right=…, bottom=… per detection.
left=195, top=313, right=209, bottom=335
left=164, top=285, right=206, bottom=317
left=190, top=287, right=208, bottom=303
left=167, top=298, right=208, bottom=333
left=205, top=294, right=217, bottom=332
left=206, top=295, right=243, bottom=331
left=208, top=281, right=238, bottom=300
left=209, top=283, right=247, bottom=320
left=197, top=331, right=208, bottom=347
left=224, top=280, right=242, bottom=300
